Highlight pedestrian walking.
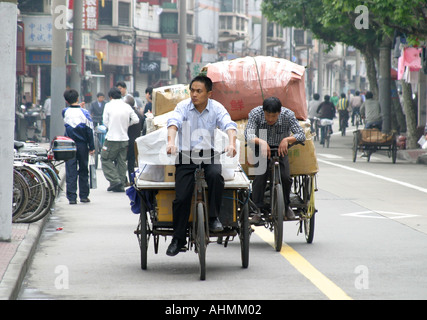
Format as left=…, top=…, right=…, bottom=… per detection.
left=141, top=86, right=153, bottom=135
left=101, top=87, right=140, bottom=192
left=124, top=94, right=143, bottom=184
left=43, top=95, right=51, bottom=142
left=88, top=92, right=106, bottom=127
left=62, top=89, right=95, bottom=204
left=307, top=93, right=321, bottom=134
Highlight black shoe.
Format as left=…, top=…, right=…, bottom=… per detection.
left=166, top=238, right=185, bottom=257
left=111, top=184, right=125, bottom=192
left=80, top=198, right=90, bottom=203
left=107, top=182, right=121, bottom=191
left=209, top=217, right=223, bottom=232
left=69, top=200, right=77, bottom=205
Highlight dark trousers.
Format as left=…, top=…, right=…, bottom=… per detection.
left=65, top=142, right=89, bottom=201
left=252, top=154, right=292, bottom=211
left=172, top=152, right=224, bottom=243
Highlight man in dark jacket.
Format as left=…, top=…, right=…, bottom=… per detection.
left=124, top=95, right=143, bottom=184
left=62, top=89, right=95, bottom=204
left=88, top=92, right=106, bottom=127
left=316, top=95, right=336, bottom=145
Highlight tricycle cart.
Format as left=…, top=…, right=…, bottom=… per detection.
left=352, top=129, right=397, bottom=163
left=133, top=166, right=251, bottom=281
left=246, top=139, right=318, bottom=251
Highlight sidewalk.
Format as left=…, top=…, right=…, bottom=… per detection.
left=397, top=148, right=427, bottom=164
left=0, top=143, right=65, bottom=300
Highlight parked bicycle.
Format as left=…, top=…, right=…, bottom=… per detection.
left=12, top=137, right=73, bottom=223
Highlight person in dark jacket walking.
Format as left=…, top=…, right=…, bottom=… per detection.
left=62, top=89, right=95, bottom=204
left=124, top=94, right=143, bottom=184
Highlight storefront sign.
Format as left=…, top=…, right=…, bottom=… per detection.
left=23, top=16, right=52, bottom=48
left=27, top=51, right=52, bottom=65
left=83, top=0, right=98, bottom=30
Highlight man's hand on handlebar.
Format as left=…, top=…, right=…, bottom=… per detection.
left=278, top=137, right=297, bottom=157
left=166, top=143, right=177, bottom=155
left=259, top=139, right=271, bottom=159
left=225, top=144, right=237, bottom=158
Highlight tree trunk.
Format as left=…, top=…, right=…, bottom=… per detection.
left=401, top=81, right=418, bottom=149
left=361, top=46, right=378, bottom=99
left=391, top=80, right=406, bottom=133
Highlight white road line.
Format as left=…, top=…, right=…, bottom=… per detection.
left=318, top=159, right=427, bottom=194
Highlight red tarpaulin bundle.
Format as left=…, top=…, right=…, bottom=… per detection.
left=204, top=56, right=307, bottom=121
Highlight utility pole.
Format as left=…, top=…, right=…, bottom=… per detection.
left=0, top=0, right=17, bottom=241
left=379, top=36, right=392, bottom=134
left=50, top=0, right=67, bottom=139
left=261, top=16, right=267, bottom=55
left=70, top=0, right=83, bottom=95
left=317, top=40, right=323, bottom=97
left=178, top=0, right=187, bottom=84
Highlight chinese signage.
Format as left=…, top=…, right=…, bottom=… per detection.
left=23, top=16, right=53, bottom=47
left=82, top=0, right=98, bottom=30
left=27, top=51, right=52, bottom=65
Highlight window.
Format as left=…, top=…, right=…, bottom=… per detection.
left=118, top=2, right=130, bottom=27
left=160, top=12, right=178, bottom=34
left=18, top=0, right=44, bottom=13
left=98, top=0, right=112, bottom=25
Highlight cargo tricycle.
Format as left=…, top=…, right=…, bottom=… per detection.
left=133, top=152, right=251, bottom=281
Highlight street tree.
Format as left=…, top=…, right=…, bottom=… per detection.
left=322, top=0, right=427, bottom=148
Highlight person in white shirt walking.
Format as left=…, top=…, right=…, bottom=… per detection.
left=101, top=87, right=140, bottom=192
left=43, top=95, right=51, bottom=141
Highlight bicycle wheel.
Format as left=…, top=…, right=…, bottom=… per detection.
left=23, top=167, right=55, bottom=223
left=271, top=183, right=284, bottom=252
left=195, top=202, right=206, bottom=280
left=14, top=164, right=47, bottom=223
left=12, top=169, right=30, bottom=221
left=137, top=205, right=149, bottom=270
left=325, top=126, right=331, bottom=148
left=352, top=132, right=359, bottom=162
left=303, top=175, right=315, bottom=244
left=391, top=141, right=397, bottom=164
left=239, top=198, right=250, bottom=268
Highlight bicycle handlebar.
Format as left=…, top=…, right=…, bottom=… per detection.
left=179, top=150, right=226, bottom=161
left=269, top=141, right=305, bottom=151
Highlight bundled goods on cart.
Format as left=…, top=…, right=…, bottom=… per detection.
left=201, top=56, right=317, bottom=177
left=140, top=56, right=318, bottom=180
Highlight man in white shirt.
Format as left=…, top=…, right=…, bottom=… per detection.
left=165, top=75, right=237, bottom=256
left=101, top=87, right=140, bottom=192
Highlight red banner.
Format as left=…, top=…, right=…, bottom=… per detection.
left=82, top=0, right=98, bottom=30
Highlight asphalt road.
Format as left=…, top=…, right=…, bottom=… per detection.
left=18, top=123, right=427, bottom=301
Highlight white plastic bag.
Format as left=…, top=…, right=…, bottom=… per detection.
left=417, top=136, right=427, bottom=150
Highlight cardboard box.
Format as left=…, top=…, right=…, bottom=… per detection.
left=203, top=56, right=307, bottom=121
left=152, top=84, right=190, bottom=116
left=164, top=165, right=176, bottom=182
left=156, top=190, right=193, bottom=223
left=155, top=190, right=236, bottom=225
